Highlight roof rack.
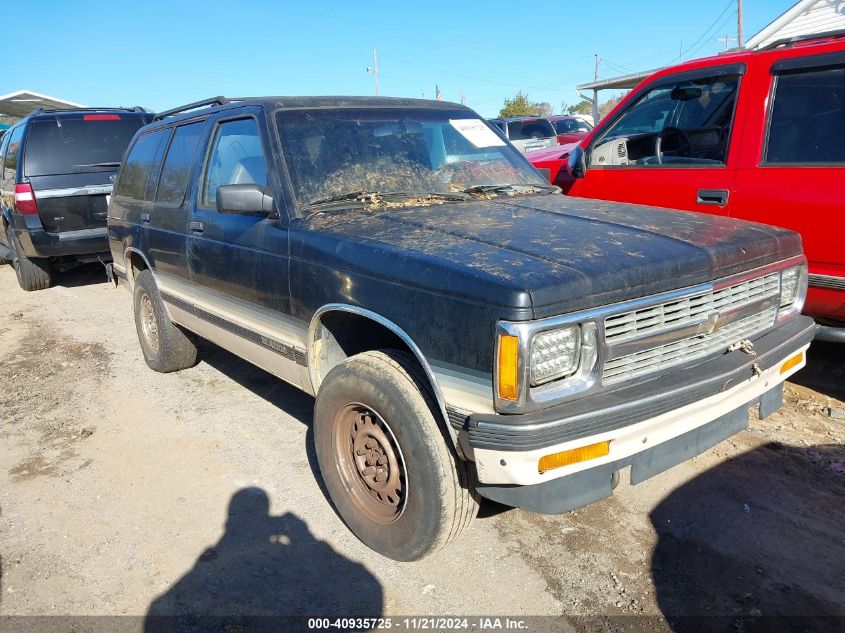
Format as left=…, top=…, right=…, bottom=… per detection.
left=759, top=28, right=845, bottom=51
left=153, top=96, right=230, bottom=121
left=28, top=105, right=148, bottom=116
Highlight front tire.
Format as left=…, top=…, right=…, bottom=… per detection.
left=314, top=350, right=478, bottom=561
left=9, top=230, right=51, bottom=291
left=133, top=269, right=197, bottom=372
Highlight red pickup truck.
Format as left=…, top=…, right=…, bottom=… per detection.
left=530, top=33, right=844, bottom=342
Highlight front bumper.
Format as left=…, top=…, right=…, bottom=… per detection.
left=467, top=316, right=814, bottom=509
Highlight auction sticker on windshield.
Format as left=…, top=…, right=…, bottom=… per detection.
left=450, top=119, right=506, bottom=148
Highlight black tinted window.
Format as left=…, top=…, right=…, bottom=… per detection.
left=23, top=114, right=148, bottom=176
left=115, top=129, right=170, bottom=201
left=3, top=125, right=23, bottom=182
left=506, top=119, right=556, bottom=140
left=201, top=118, right=267, bottom=208
left=156, top=123, right=204, bottom=204
left=766, top=66, right=845, bottom=164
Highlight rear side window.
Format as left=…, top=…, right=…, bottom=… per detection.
left=200, top=118, right=268, bottom=209
left=156, top=122, right=204, bottom=204
left=506, top=119, right=556, bottom=140
left=23, top=114, right=149, bottom=176
left=765, top=65, right=845, bottom=164
left=554, top=119, right=591, bottom=134
left=115, top=129, right=170, bottom=201
left=3, top=125, right=24, bottom=182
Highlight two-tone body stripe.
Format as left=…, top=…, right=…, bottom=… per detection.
left=809, top=273, right=845, bottom=291
left=160, top=290, right=307, bottom=365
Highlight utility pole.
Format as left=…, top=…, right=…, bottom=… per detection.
left=592, top=54, right=600, bottom=125
left=737, top=0, right=744, bottom=48
left=366, top=48, right=379, bottom=96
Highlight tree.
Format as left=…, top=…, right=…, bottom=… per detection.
left=535, top=102, right=553, bottom=117
left=498, top=91, right=538, bottom=118
left=598, top=94, right=626, bottom=119
left=567, top=101, right=592, bottom=115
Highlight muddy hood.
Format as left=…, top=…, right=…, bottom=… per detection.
left=293, top=195, right=803, bottom=319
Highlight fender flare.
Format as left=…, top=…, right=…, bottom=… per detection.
left=121, top=247, right=154, bottom=290
left=307, top=304, right=461, bottom=452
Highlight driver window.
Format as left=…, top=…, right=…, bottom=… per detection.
left=201, top=118, right=268, bottom=209
left=591, top=74, right=740, bottom=168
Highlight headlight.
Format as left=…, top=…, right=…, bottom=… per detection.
left=530, top=325, right=581, bottom=386
left=780, top=266, right=801, bottom=307
left=780, top=266, right=807, bottom=309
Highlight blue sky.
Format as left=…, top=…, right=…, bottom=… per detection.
left=6, top=0, right=793, bottom=117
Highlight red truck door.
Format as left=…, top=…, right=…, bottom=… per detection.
left=730, top=51, right=845, bottom=323
left=570, top=64, right=749, bottom=214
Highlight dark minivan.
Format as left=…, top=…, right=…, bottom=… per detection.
left=0, top=107, right=152, bottom=290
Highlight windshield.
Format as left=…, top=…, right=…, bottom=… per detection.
left=506, top=119, right=557, bottom=140
left=24, top=114, right=149, bottom=176
left=276, top=108, right=549, bottom=207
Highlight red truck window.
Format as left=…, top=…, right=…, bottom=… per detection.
left=765, top=65, right=845, bottom=165
left=590, top=75, right=740, bottom=168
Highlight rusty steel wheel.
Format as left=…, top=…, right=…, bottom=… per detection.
left=132, top=270, right=197, bottom=373
left=138, top=292, right=160, bottom=354
left=333, top=403, right=408, bottom=524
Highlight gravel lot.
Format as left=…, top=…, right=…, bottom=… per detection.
left=1, top=263, right=843, bottom=632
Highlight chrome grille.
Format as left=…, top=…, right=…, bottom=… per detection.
left=603, top=306, right=778, bottom=385
left=604, top=272, right=780, bottom=345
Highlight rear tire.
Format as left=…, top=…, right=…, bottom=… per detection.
left=314, top=349, right=478, bottom=561
left=10, top=230, right=51, bottom=291
left=133, top=269, right=197, bottom=372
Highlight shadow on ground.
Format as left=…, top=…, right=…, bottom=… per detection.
left=53, top=262, right=112, bottom=289
left=650, top=442, right=845, bottom=632
left=790, top=341, right=845, bottom=402
left=145, top=487, right=383, bottom=632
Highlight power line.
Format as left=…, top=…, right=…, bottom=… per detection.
left=684, top=6, right=738, bottom=59
left=680, top=0, right=735, bottom=59
left=379, top=52, right=576, bottom=92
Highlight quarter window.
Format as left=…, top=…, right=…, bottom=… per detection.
left=765, top=65, right=845, bottom=164
left=3, top=126, right=24, bottom=182
left=591, top=74, right=740, bottom=167
left=201, top=118, right=268, bottom=209
left=115, top=129, right=170, bottom=201
left=156, top=122, right=204, bottom=204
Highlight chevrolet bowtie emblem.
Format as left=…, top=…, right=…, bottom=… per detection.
left=697, top=313, right=721, bottom=336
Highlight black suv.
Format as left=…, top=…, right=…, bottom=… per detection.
left=0, top=107, right=152, bottom=290
left=109, top=96, right=814, bottom=561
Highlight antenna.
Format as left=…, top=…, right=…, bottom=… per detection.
left=366, top=48, right=379, bottom=96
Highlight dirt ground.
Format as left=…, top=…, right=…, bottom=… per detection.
left=1, top=263, right=843, bottom=632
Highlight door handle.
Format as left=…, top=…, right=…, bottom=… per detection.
left=189, top=221, right=204, bottom=233
left=140, top=213, right=151, bottom=223
left=697, top=189, right=729, bottom=206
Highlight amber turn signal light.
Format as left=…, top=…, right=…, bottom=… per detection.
left=498, top=334, right=520, bottom=401
left=780, top=351, right=804, bottom=374
left=538, top=441, right=610, bottom=474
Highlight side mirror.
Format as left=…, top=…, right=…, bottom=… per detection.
left=216, top=184, right=275, bottom=216
left=567, top=145, right=587, bottom=179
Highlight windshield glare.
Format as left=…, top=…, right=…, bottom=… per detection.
left=275, top=108, right=548, bottom=206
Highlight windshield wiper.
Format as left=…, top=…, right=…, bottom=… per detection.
left=460, top=183, right=559, bottom=196
left=76, top=161, right=122, bottom=168
left=304, top=190, right=469, bottom=209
